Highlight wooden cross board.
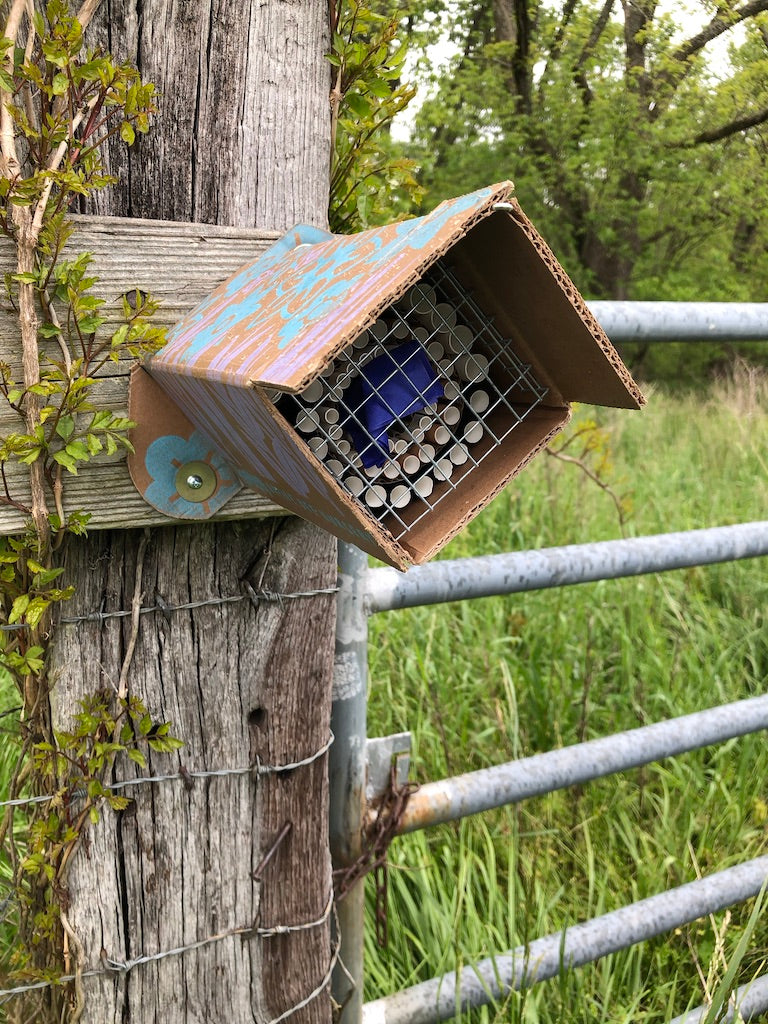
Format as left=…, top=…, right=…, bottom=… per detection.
left=0, top=215, right=283, bottom=534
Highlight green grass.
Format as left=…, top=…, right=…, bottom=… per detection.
left=0, top=368, right=766, bottom=1020
left=365, top=364, right=768, bottom=1021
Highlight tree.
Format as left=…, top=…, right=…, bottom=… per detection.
left=404, top=0, right=768, bottom=308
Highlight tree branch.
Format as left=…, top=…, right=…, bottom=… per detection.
left=672, top=0, right=768, bottom=66
left=691, top=101, right=768, bottom=144
left=542, top=0, right=579, bottom=78
left=576, top=0, right=616, bottom=71
left=75, top=0, right=103, bottom=31
left=1, top=0, right=27, bottom=178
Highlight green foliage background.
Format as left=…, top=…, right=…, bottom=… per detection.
left=331, top=0, right=768, bottom=384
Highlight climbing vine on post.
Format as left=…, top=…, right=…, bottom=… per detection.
left=328, top=0, right=421, bottom=232
left=0, top=3, right=181, bottom=1020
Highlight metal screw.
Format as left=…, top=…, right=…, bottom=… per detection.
left=186, top=474, right=204, bottom=490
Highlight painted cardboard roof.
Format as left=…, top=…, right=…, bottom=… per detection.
left=150, top=182, right=515, bottom=392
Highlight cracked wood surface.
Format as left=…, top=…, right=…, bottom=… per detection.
left=49, top=3, right=335, bottom=1022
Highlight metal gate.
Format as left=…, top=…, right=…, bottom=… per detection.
left=329, top=304, right=768, bottom=1024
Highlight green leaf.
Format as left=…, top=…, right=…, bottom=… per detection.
left=110, top=324, right=129, bottom=347
left=55, top=415, right=75, bottom=441
left=64, top=440, right=89, bottom=460
left=148, top=736, right=184, bottom=753
left=77, top=314, right=105, bottom=333
left=25, top=597, right=50, bottom=628
left=366, top=77, right=392, bottom=99
left=51, top=73, right=68, bottom=95
left=128, top=748, right=146, bottom=768
left=120, top=121, right=135, bottom=145
left=9, top=593, right=29, bottom=623
left=345, top=92, right=373, bottom=119
left=52, top=449, right=77, bottom=473
left=38, top=322, right=63, bottom=338
left=86, top=433, right=103, bottom=456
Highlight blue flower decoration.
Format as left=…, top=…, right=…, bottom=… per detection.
left=144, top=432, right=241, bottom=519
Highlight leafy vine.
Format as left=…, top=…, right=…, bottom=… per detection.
left=328, top=0, right=422, bottom=232
left=0, top=2, right=180, bottom=1019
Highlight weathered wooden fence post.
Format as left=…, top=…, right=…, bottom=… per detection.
left=49, top=4, right=336, bottom=1022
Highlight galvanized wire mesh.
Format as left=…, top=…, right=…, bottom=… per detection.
left=279, top=261, right=548, bottom=541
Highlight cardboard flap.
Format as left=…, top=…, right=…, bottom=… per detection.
left=451, top=206, right=644, bottom=410
left=149, top=183, right=516, bottom=393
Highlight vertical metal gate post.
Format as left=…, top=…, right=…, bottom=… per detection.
left=330, top=542, right=370, bottom=1022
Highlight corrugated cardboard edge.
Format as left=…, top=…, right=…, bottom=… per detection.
left=127, top=365, right=199, bottom=498
left=403, top=408, right=572, bottom=564
left=286, top=183, right=516, bottom=394
left=508, top=201, right=645, bottom=409
left=149, top=182, right=516, bottom=394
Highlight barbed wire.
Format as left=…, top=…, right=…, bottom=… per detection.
left=0, top=584, right=341, bottom=1013
left=58, top=584, right=339, bottom=626
left=0, top=584, right=339, bottom=633
left=0, top=890, right=337, bottom=1017
left=0, top=731, right=334, bottom=811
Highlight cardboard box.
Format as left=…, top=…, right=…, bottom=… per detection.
left=129, top=182, right=643, bottom=570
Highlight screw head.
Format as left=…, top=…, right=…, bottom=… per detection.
left=175, top=460, right=218, bottom=502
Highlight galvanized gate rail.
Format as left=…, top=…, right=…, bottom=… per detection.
left=329, top=304, right=768, bottom=1024
left=330, top=523, right=768, bottom=1022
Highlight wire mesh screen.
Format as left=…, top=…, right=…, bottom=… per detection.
left=276, top=260, right=549, bottom=542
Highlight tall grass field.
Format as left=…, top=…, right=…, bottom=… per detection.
left=365, top=363, right=768, bottom=1022
left=0, top=366, right=765, bottom=1021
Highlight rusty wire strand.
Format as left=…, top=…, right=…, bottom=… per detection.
left=0, top=732, right=334, bottom=810
left=0, top=891, right=336, bottom=1011
left=0, top=587, right=339, bottom=633
left=56, top=584, right=338, bottom=626
left=333, top=765, right=418, bottom=946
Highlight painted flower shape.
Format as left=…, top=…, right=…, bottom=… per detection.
left=144, top=431, right=241, bottom=519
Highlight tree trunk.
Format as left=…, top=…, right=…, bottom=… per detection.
left=50, top=4, right=335, bottom=1023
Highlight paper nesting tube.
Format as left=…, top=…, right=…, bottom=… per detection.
left=457, top=352, right=489, bottom=383
left=352, top=328, right=370, bottom=350
left=469, top=389, right=490, bottom=414
left=390, top=484, right=411, bottom=509
left=344, top=476, right=365, bottom=497
left=463, top=421, right=484, bottom=445
left=300, top=379, right=324, bottom=403
left=414, top=476, right=434, bottom=499
left=433, top=457, right=454, bottom=481
left=307, top=436, right=328, bottom=460
left=430, top=302, right=457, bottom=330
left=449, top=442, right=469, bottom=465
left=370, top=319, right=389, bottom=342
left=445, top=324, right=474, bottom=355
left=296, top=408, right=321, bottom=434
left=364, top=484, right=387, bottom=509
